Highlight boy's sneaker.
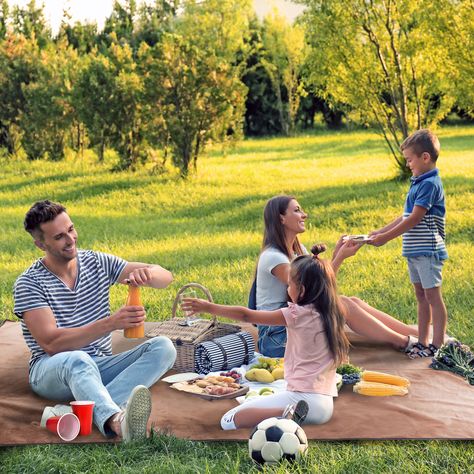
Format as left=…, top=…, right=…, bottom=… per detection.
left=120, top=385, right=152, bottom=442
left=282, top=400, right=309, bottom=426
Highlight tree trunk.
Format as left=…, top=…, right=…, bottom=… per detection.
left=98, top=131, right=105, bottom=162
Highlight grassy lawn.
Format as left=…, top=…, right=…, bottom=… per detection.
left=1, top=125, right=473, bottom=472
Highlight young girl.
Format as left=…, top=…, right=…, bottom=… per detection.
left=181, top=244, right=349, bottom=430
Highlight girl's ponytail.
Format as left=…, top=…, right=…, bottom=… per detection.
left=310, top=243, right=327, bottom=258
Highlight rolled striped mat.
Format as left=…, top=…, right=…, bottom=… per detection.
left=195, top=331, right=255, bottom=374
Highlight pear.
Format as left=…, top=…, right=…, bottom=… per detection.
left=245, top=368, right=258, bottom=381
left=271, top=367, right=284, bottom=380
left=254, top=369, right=274, bottom=383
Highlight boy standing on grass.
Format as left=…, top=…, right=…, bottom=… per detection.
left=369, top=129, right=448, bottom=358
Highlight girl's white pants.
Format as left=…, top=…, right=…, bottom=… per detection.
left=220, top=390, right=334, bottom=430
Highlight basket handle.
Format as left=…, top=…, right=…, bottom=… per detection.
left=171, top=282, right=216, bottom=324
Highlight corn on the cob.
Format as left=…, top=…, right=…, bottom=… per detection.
left=353, top=381, right=408, bottom=396
left=361, top=370, right=410, bottom=387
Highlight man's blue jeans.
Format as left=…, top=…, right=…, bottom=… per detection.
left=29, top=336, right=176, bottom=436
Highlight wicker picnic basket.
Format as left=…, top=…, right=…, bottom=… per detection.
left=144, top=283, right=241, bottom=373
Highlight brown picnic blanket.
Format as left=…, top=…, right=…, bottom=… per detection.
left=1, top=320, right=474, bottom=445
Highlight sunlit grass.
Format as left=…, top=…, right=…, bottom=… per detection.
left=1, top=125, right=473, bottom=472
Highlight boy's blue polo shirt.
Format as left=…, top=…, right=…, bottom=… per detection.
left=402, top=168, right=448, bottom=260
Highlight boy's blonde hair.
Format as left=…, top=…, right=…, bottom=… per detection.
left=401, top=129, right=440, bottom=162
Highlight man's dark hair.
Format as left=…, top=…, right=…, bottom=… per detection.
left=400, top=129, right=440, bottom=162
left=24, top=200, right=66, bottom=239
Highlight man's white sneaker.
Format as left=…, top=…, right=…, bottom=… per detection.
left=120, top=385, right=151, bottom=442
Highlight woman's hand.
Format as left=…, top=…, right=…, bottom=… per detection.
left=332, top=239, right=365, bottom=273
left=337, top=239, right=365, bottom=259
left=181, top=298, right=210, bottom=316
left=333, top=235, right=347, bottom=257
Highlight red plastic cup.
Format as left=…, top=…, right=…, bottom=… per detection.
left=70, top=400, right=95, bottom=436
left=46, top=413, right=80, bottom=441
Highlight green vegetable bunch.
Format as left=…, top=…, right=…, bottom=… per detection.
left=336, top=363, right=362, bottom=376
left=430, top=340, right=474, bottom=385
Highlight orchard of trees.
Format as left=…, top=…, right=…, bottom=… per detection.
left=0, top=0, right=472, bottom=177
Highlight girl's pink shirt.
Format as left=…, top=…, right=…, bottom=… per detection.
left=281, top=302, right=338, bottom=396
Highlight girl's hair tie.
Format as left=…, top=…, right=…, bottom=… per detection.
left=311, top=243, right=327, bottom=259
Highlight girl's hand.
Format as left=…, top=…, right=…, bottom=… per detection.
left=181, top=298, right=210, bottom=316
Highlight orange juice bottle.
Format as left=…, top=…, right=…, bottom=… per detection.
left=124, top=285, right=145, bottom=338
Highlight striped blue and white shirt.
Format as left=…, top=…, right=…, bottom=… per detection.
left=13, top=250, right=127, bottom=371
left=402, top=168, right=448, bottom=260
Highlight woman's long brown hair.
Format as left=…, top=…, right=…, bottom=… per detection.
left=290, top=244, right=349, bottom=366
left=262, top=195, right=304, bottom=258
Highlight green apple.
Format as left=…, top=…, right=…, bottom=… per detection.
left=245, top=391, right=258, bottom=399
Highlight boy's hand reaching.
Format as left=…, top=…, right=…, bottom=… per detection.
left=181, top=298, right=211, bottom=316
left=368, top=232, right=389, bottom=247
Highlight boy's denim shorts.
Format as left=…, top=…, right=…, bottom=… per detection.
left=407, top=255, right=444, bottom=289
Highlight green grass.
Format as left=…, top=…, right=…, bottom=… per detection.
left=1, top=125, right=473, bottom=472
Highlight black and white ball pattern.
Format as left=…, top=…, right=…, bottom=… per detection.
left=248, top=417, right=308, bottom=466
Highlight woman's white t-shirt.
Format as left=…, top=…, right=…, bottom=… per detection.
left=256, top=247, right=290, bottom=310
left=256, top=245, right=308, bottom=310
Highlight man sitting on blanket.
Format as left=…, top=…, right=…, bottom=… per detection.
left=13, top=200, right=177, bottom=441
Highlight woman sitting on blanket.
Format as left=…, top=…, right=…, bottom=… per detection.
left=255, top=195, right=418, bottom=357
left=182, top=244, right=348, bottom=428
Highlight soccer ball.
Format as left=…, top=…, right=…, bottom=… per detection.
left=248, top=417, right=308, bottom=466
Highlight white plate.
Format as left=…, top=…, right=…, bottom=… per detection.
left=343, top=234, right=372, bottom=242
left=162, top=372, right=200, bottom=384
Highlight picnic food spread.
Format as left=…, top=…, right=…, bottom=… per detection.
left=171, top=374, right=248, bottom=399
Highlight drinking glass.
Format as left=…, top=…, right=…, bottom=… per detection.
left=178, top=289, right=200, bottom=326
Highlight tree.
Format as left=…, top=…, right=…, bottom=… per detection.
left=134, top=0, right=178, bottom=48
left=11, top=0, right=51, bottom=48
left=241, top=17, right=280, bottom=136
left=100, top=0, right=137, bottom=48
left=0, top=34, right=41, bottom=155
left=431, top=0, right=474, bottom=116
left=73, top=52, right=116, bottom=162
left=143, top=0, right=251, bottom=177
left=144, top=33, right=247, bottom=177
left=20, top=41, right=78, bottom=161
left=107, top=41, right=146, bottom=169
left=0, top=0, right=8, bottom=40
left=261, top=12, right=308, bottom=135
left=74, top=41, right=145, bottom=168
left=59, top=20, right=99, bottom=54
left=301, top=0, right=459, bottom=177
